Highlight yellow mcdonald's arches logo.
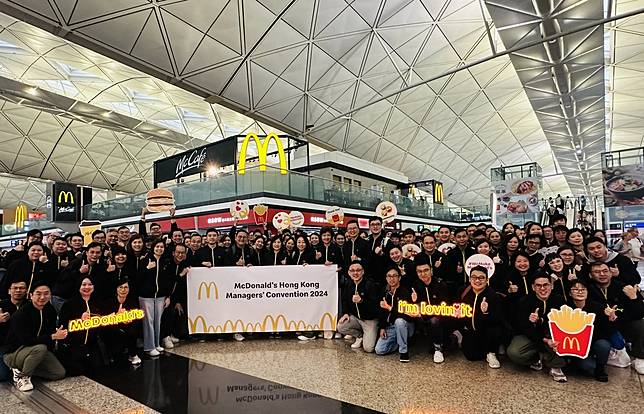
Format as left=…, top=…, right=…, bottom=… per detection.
left=237, top=132, right=287, bottom=175
left=433, top=181, right=444, bottom=205
left=198, top=387, right=219, bottom=405
left=197, top=282, right=219, bottom=300
left=57, top=191, right=74, bottom=204
left=188, top=312, right=338, bottom=334
left=562, top=336, right=581, bottom=352
left=14, top=204, right=28, bottom=229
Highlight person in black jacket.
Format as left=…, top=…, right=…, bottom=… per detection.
left=417, top=234, right=446, bottom=283
left=226, top=227, right=253, bottom=266
left=100, top=278, right=142, bottom=366
left=262, top=236, right=288, bottom=266
left=444, top=228, right=475, bottom=299
left=506, top=274, right=567, bottom=382
left=0, top=280, right=27, bottom=382
left=57, top=276, right=103, bottom=376
left=585, top=237, right=641, bottom=286
left=588, top=261, right=644, bottom=375
left=249, top=236, right=265, bottom=266
left=387, top=246, right=415, bottom=289
left=374, top=267, right=413, bottom=362
left=287, top=235, right=315, bottom=265
left=161, top=244, right=190, bottom=349
left=137, top=240, right=174, bottom=356
left=409, top=255, right=449, bottom=363
left=3, top=229, right=44, bottom=268
left=458, top=266, right=502, bottom=369
left=336, top=261, right=379, bottom=352
left=342, top=220, right=371, bottom=275
left=194, top=229, right=227, bottom=268
left=3, top=282, right=66, bottom=391
left=3, top=242, right=51, bottom=297
left=567, top=279, right=615, bottom=382
left=366, top=217, right=393, bottom=282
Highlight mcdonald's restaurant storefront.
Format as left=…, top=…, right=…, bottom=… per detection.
left=153, top=133, right=310, bottom=187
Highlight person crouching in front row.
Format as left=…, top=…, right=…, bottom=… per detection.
left=375, top=267, right=413, bottom=362
left=3, top=282, right=66, bottom=392
left=336, top=261, right=379, bottom=352
left=457, top=266, right=502, bottom=368
left=507, top=273, right=567, bottom=382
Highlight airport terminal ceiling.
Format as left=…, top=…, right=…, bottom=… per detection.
left=0, top=0, right=643, bottom=209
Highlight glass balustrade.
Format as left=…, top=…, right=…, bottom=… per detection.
left=82, top=166, right=492, bottom=223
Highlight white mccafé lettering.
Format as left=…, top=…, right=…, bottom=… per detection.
left=175, top=148, right=207, bottom=178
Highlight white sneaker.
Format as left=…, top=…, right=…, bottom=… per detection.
left=633, top=358, right=644, bottom=375
left=323, top=331, right=334, bottom=339
left=350, top=337, right=363, bottom=349
left=148, top=349, right=160, bottom=357
left=334, top=332, right=342, bottom=339
left=129, top=355, right=142, bottom=365
left=162, top=337, right=174, bottom=349
left=530, top=360, right=543, bottom=371
left=15, top=375, right=33, bottom=392
left=550, top=368, right=567, bottom=383
left=344, top=335, right=353, bottom=340
left=11, top=368, right=22, bottom=383
left=433, top=350, right=444, bottom=363
left=169, top=335, right=180, bottom=344
left=607, top=348, right=631, bottom=368
left=155, top=346, right=164, bottom=352
left=486, top=353, right=501, bottom=369
left=233, top=333, right=245, bottom=342
left=297, top=334, right=315, bottom=341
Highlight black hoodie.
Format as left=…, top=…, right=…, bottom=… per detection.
left=378, top=285, right=411, bottom=328
left=3, top=301, right=58, bottom=353
left=513, top=293, right=565, bottom=343
left=341, top=277, right=380, bottom=321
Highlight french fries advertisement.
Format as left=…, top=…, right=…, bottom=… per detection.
left=547, top=305, right=595, bottom=358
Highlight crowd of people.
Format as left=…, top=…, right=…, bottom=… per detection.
left=0, top=209, right=642, bottom=393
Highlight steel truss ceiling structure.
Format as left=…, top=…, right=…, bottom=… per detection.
left=485, top=0, right=606, bottom=197
left=0, top=0, right=641, bottom=207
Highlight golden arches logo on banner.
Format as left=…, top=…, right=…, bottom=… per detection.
left=197, top=282, right=219, bottom=300
left=188, top=312, right=338, bottom=334
left=433, top=181, right=444, bottom=205
left=14, top=204, right=27, bottom=229
left=237, top=132, right=288, bottom=175
left=57, top=191, right=74, bottom=204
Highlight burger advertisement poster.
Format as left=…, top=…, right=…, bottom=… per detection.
left=493, top=177, right=539, bottom=215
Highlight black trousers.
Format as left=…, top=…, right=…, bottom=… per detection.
left=461, top=324, right=501, bottom=361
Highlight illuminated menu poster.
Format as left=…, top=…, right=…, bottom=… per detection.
left=492, top=177, right=539, bottom=214
left=603, top=164, right=644, bottom=207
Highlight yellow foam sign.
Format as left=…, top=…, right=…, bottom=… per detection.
left=397, top=300, right=473, bottom=318
left=67, top=309, right=144, bottom=332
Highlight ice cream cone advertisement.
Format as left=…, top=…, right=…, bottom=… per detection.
left=547, top=305, right=595, bottom=358
left=252, top=204, right=268, bottom=225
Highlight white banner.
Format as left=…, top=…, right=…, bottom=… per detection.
left=187, top=265, right=338, bottom=334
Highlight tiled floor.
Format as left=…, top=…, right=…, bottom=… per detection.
left=169, top=338, right=644, bottom=414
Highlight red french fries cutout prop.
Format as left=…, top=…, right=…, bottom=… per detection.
left=547, top=305, right=595, bottom=359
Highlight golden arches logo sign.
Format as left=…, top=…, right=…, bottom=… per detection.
left=562, top=336, right=581, bottom=352
left=14, top=204, right=27, bottom=229
left=237, top=132, right=287, bottom=175
left=433, top=181, right=444, bottom=205
left=57, top=191, right=74, bottom=204
left=188, top=312, right=337, bottom=334
left=197, top=282, right=219, bottom=300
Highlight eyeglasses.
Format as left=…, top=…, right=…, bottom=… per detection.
left=534, top=283, right=551, bottom=289
left=470, top=276, right=487, bottom=281
left=386, top=274, right=400, bottom=279
left=570, top=288, right=587, bottom=292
